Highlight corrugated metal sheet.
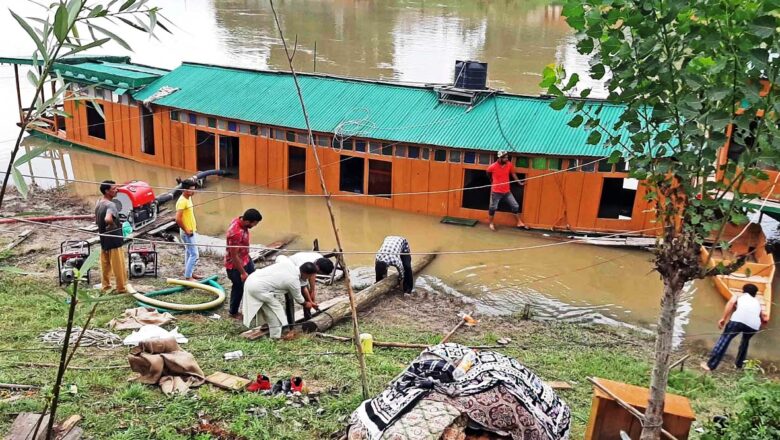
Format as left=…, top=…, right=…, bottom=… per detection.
left=133, top=62, right=630, bottom=156
left=0, top=55, right=131, bottom=66
left=57, top=61, right=166, bottom=90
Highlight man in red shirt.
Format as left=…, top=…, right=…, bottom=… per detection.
left=225, top=208, right=263, bottom=320
left=486, top=150, right=526, bottom=231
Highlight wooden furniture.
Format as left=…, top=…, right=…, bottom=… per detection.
left=585, top=378, right=696, bottom=440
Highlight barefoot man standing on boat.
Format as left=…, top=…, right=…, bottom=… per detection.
left=487, top=151, right=526, bottom=231
left=701, top=283, right=768, bottom=371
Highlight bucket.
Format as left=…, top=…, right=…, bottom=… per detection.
left=359, top=333, right=374, bottom=355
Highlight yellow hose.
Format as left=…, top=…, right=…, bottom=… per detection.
left=133, top=278, right=225, bottom=311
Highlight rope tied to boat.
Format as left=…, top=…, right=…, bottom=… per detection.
left=40, top=327, right=123, bottom=350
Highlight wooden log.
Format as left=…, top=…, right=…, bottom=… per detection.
left=301, top=253, right=436, bottom=333
left=2, top=229, right=32, bottom=252
left=0, top=382, right=38, bottom=390
left=313, top=332, right=506, bottom=350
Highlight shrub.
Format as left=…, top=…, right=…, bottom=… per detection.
left=700, top=372, right=780, bottom=440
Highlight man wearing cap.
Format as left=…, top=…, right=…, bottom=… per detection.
left=486, top=151, right=526, bottom=231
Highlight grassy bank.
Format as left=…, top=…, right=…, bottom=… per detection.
left=0, top=268, right=765, bottom=439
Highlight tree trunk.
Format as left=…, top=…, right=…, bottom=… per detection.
left=640, top=275, right=684, bottom=440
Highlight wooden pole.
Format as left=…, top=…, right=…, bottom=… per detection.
left=13, top=65, right=23, bottom=124
left=440, top=319, right=465, bottom=344
left=587, top=378, right=678, bottom=440
left=269, top=0, right=369, bottom=399
left=315, top=333, right=505, bottom=350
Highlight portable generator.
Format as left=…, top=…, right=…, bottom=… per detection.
left=115, top=180, right=158, bottom=229
left=127, top=242, right=158, bottom=278
left=58, top=240, right=91, bottom=285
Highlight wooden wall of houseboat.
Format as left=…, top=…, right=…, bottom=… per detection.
left=56, top=102, right=658, bottom=235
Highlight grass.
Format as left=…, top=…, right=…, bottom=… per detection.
left=0, top=270, right=770, bottom=439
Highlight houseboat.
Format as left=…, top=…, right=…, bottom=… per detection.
left=2, top=55, right=662, bottom=234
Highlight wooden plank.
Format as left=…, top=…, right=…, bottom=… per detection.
left=205, top=372, right=250, bottom=391
left=145, top=221, right=177, bottom=236
left=3, top=229, right=32, bottom=252
left=5, top=412, right=49, bottom=440
left=249, top=235, right=297, bottom=262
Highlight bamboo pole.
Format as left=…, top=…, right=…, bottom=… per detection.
left=314, top=333, right=505, bottom=350
left=587, top=377, right=678, bottom=440
left=268, top=0, right=370, bottom=399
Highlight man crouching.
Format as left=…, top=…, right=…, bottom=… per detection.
left=242, top=256, right=317, bottom=339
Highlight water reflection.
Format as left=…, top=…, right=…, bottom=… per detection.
left=11, top=139, right=779, bottom=362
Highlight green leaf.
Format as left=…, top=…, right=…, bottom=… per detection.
left=11, top=168, right=28, bottom=199
left=576, top=37, right=594, bottom=54
left=88, top=23, right=132, bottom=51
left=550, top=95, right=568, bottom=111
left=539, top=64, right=558, bottom=88
left=563, top=73, right=580, bottom=92
left=54, top=3, right=70, bottom=42
left=14, top=146, right=47, bottom=167
left=590, top=63, right=606, bottom=80
left=608, top=150, right=622, bottom=164
left=586, top=131, right=603, bottom=145
left=10, top=10, right=49, bottom=62
left=567, top=114, right=584, bottom=128
left=79, top=245, right=101, bottom=274
left=26, top=69, right=39, bottom=89
left=748, top=15, right=777, bottom=38
left=119, top=0, right=136, bottom=12
left=580, top=88, right=591, bottom=99
left=61, top=37, right=111, bottom=57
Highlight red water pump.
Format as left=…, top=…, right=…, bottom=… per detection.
left=115, top=181, right=157, bottom=229
left=127, top=242, right=158, bottom=278
left=58, top=240, right=91, bottom=285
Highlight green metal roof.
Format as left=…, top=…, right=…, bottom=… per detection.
left=0, top=55, right=167, bottom=92
left=133, top=62, right=631, bottom=156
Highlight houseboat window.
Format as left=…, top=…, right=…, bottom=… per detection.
left=119, top=94, right=130, bottom=105
left=228, top=121, right=238, bottom=132
left=462, top=169, right=525, bottom=212
left=598, top=160, right=613, bottom=172
left=597, top=177, right=637, bottom=219
left=239, top=124, right=251, bottom=134
left=355, top=140, right=367, bottom=152
left=317, top=135, right=330, bottom=147
left=369, top=141, right=382, bottom=155
left=548, top=158, right=562, bottom=170
left=338, top=138, right=353, bottom=150
left=581, top=159, right=596, bottom=172
left=208, top=118, right=217, bottom=129
left=382, top=143, right=393, bottom=156
left=273, top=129, right=286, bottom=140
left=86, top=102, right=106, bottom=139
left=449, top=150, right=461, bottom=163
left=251, top=125, right=260, bottom=136
left=188, top=113, right=197, bottom=124
left=286, top=131, right=297, bottom=142
left=259, top=127, right=269, bottom=137
left=615, top=159, right=627, bottom=172
left=395, top=145, right=407, bottom=157
left=296, top=132, right=309, bottom=144
left=531, top=157, right=547, bottom=169
left=566, top=159, right=580, bottom=170
left=421, top=148, right=430, bottom=160
left=433, top=150, right=446, bottom=162
left=407, top=146, right=420, bottom=159
left=464, top=152, right=476, bottom=164
left=170, top=110, right=179, bottom=121
left=339, top=155, right=364, bottom=194
left=141, top=106, right=155, bottom=154
left=368, top=159, right=392, bottom=198
left=515, top=156, right=529, bottom=168
left=478, top=153, right=491, bottom=165
left=217, top=119, right=227, bottom=130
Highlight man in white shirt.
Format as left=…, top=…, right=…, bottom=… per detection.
left=288, top=252, right=335, bottom=320
left=701, top=283, right=768, bottom=371
left=242, top=256, right=318, bottom=339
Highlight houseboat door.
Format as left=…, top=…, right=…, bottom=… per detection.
left=287, top=145, right=306, bottom=191
left=219, top=135, right=240, bottom=177
left=195, top=130, right=216, bottom=171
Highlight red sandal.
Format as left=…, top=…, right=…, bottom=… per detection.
left=290, top=376, right=304, bottom=393
left=246, top=374, right=271, bottom=392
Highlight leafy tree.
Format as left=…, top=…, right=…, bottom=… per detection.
left=0, top=0, right=170, bottom=208
left=0, top=2, right=169, bottom=438
left=542, top=0, right=779, bottom=438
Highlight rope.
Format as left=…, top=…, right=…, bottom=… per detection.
left=39, top=327, right=122, bottom=350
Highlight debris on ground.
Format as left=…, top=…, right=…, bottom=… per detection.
left=127, top=338, right=204, bottom=396
left=39, top=328, right=122, bottom=349
left=108, top=307, right=175, bottom=330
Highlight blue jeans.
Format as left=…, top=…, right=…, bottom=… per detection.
left=707, top=321, right=758, bottom=370
left=180, top=231, right=199, bottom=278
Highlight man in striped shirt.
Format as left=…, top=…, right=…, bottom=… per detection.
left=375, top=236, right=413, bottom=294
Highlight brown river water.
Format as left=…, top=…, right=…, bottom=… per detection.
left=0, top=0, right=777, bottom=362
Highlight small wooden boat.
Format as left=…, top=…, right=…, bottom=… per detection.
left=700, top=223, right=774, bottom=321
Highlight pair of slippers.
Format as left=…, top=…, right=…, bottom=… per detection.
left=246, top=375, right=304, bottom=394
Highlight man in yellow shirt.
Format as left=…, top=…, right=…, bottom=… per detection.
left=176, top=179, right=201, bottom=281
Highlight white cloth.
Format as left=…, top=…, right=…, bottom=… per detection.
left=732, top=293, right=762, bottom=330
left=289, top=252, right=324, bottom=287
left=123, top=325, right=188, bottom=346
left=242, top=255, right=305, bottom=329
